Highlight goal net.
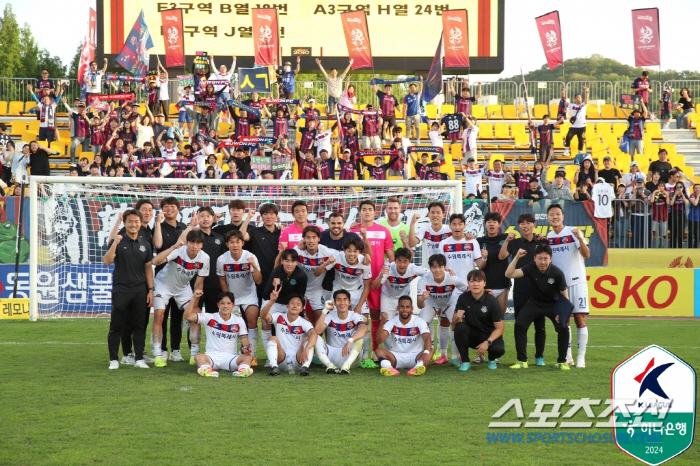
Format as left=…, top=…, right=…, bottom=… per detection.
left=29, top=177, right=466, bottom=320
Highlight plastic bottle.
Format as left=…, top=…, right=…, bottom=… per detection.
left=286, top=354, right=294, bottom=374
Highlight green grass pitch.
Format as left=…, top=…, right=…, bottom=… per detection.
left=1, top=318, right=699, bottom=466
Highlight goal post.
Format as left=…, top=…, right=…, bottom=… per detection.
left=29, top=176, right=463, bottom=321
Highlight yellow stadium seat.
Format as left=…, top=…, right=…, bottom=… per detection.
left=0, top=101, right=7, bottom=116
left=316, top=104, right=327, bottom=115
left=396, top=122, right=406, bottom=136
left=612, top=123, right=628, bottom=138
left=11, top=119, right=29, bottom=134
left=25, top=101, right=36, bottom=113
left=419, top=123, right=428, bottom=135
left=615, top=153, right=631, bottom=170
left=169, top=103, right=179, bottom=115
left=590, top=142, right=607, bottom=158
left=553, top=132, right=564, bottom=150
left=494, top=123, right=510, bottom=139
left=450, top=143, right=462, bottom=162
left=21, top=131, right=37, bottom=142
left=471, top=104, right=486, bottom=120
left=635, top=158, right=649, bottom=172
left=682, top=165, right=694, bottom=177
left=441, top=104, right=454, bottom=115
left=488, top=154, right=505, bottom=170
left=534, top=105, right=548, bottom=119
left=8, top=101, right=24, bottom=116
left=503, top=105, right=518, bottom=120
left=517, top=104, right=529, bottom=119
left=600, top=104, right=616, bottom=119
left=687, top=113, right=700, bottom=129
left=697, top=125, right=700, bottom=139
left=138, top=106, right=147, bottom=115
left=596, top=122, right=611, bottom=135
left=27, top=120, right=40, bottom=133
left=660, top=143, right=677, bottom=158
left=487, top=105, right=502, bottom=119
left=478, top=123, right=494, bottom=139
left=646, top=122, right=662, bottom=140
left=550, top=104, right=559, bottom=119
left=394, top=106, right=403, bottom=119
left=51, top=141, right=68, bottom=156
left=510, top=123, right=526, bottom=136
left=218, top=122, right=230, bottom=134
left=424, top=104, right=438, bottom=119
left=615, top=105, right=628, bottom=119
left=586, top=105, right=600, bottom=119
left=514, top=133, right=530, bottom=149
left=669, top=153, right=685, bottom=167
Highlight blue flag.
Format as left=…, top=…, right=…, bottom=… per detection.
left=421, top=34, right=443, bottom=123
left=115, top=9, right=154, bottom=78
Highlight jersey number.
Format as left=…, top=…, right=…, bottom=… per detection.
left=447, top=119, right=460, bottom=131
left=597, top=194, right=610, bottom=206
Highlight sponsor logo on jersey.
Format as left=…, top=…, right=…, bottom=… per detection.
left=223, top=263, right=251, bottom=272
left=392, top=326, right=419, bottom=336
left=426, top=285, right=455, bottom=293
left=388, top=275, right=417, bottom=285
left=548, top=235, right=575, bottom=246
left=335, top=264, right=364, bottom=276
left=299, top=256, right=328, bottom=267
left=207, top=319, right=239, bottom=333
left=175, top=256, right=204, bottom=270
left=277, top=314, right=304, bottom=334
left=330, top=320, right=355, bottom=331
left=443, top=242, right=474, bottom=253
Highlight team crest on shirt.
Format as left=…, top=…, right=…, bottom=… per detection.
left=139, top=245, right=146, bottom=252
left=548, top=278, right=555, bottom=284
left=409, top=327, right=418, bottom=336
left=481, top=306, right=488, bottom=313
left=290, top=279, right=297, bottom=285
left=215, top=239, right=221, bottom=245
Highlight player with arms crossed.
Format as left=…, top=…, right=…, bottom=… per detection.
left=546, top=204, right=590, bottom=368
left=375, top=296, right=434, bottom=376
left=151, top=230, right=210, bottom=368
left=261, top=287, right=318, bottom=376
left=217, top=230, right=263, bottom=364
left=183, top=289, right=254, bottom=378
left=313, top=290, right=368, bottom=374
left=417, top=254, right=468, bottom=366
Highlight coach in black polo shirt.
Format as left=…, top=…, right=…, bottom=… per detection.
left=262, top=249, right=308, bottom=313
left=242, top=203, right=282, bottom=305
left=213, top=199, right=247, bottom=237
left=103, top=209, right=154, bottom=370
left=476, top=211, right=511, bottom=315
left=506, top=244, right=570, bottom=369
left=194, top=206, right=226, bottom=314
left=499, top=213, right=548, bottom=365
left=452, top=269, right=505, bottom=371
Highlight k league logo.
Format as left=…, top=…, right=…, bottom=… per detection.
left=545, top=30, right=558, bottom=48
left=639, top=26, right=653, bottom=44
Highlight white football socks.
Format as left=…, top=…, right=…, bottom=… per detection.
left=566, top=327, right=573, bottom=363
left=439, top=326, right=450, bottom=354
left=344, top=339, right=363, bottom=368
left=414, top=360, right=425, bottom=368
left=362, top=333, right=371, bottom=359
left=152, top=342, right=162, bottom=357
left=248, top=328, right=258, bottom=357
left=577, top=327, right=588, bottom=366
left=190, top=344, right=199, bottom=357
left=261, top=329, right=271, bottom=355
left=303, top=348, right=313, bottom=368
left=266, top=341, right=278, bottom=367
left=314, top=339, right=334, bottom=368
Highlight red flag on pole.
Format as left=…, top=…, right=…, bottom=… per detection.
left=161, top=9, right=185, bottom=67
left=631, top=8, right=660, bottom=67
left=442, top=10, right=469, bottom=68
left=77, top=9, right=96, bottom=86
left=251, top=8, right=280, bottom=66
left=341, top=10, right=373, bottom=70
left=535, top=11, right=563, bottom=70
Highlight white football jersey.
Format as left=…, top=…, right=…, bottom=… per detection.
left=437, top=236, right=482, bottom=282
left=196, top=312, right=247, bottom=355
left=461, top=167, right=483, bottom=196
left=483, top=168, right=507, bottom=198
left=328, top=252, right=371, bottom=292
left=323, top=311, right=364, bottom=348
left=294, top=245, right=336, bottom=295
left=383, top=315, right=430, bottom=354
left=381, top=263, right=428, bottom=298
left=414, top=224, right=452, bottom=265
left=271, top=311, right=314, bottom=355
left=592, top=183, right=614, bottom=218
left=547, top=226, right=588, bottom=287
left=216, top=250, right=260, bottom=306
left=155, top=246, right=210, bottom=295
left=417, top=273, right=468, bottom=309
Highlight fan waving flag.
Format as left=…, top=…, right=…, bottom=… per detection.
left=443, top=10, right=469, bottom=68
left=252, top=8, right=280, bottom=66
left=77, top=9, right=96, bottom=86
left=420, top=34, right=443, bottom=123
left=161, top=9, right=185, bottom=67
left=535, top=11, right=563, bottom=70
left=631, top=8, right=660, bottom=67
left=115, top=9, right=154, bottom=78
left=341, top=10, right=373, bottom=70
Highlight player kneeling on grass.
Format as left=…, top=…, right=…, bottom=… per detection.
left=375, top=296, right=434, bottom=376
left=451, top=269, right=505, bottom=372
left=183, top=290, right=254, bottom=378
left=261, top=287, right=318, bottom=376
left=313, top=290, right=368, bottom=374
left=151, top=230, right=210, bottom=368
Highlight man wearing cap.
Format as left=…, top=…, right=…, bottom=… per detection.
left=629, top=176, right=651, bottom=248
left=541, top=163, right=573, bottom=201
left=360, top=104, right=383, bottom=149
left=631, top=70, right=652, bottom=105
left=151, top=112, right=169, bottom=143
left=598, top=156, right=622, bottom=186
left=563, top=86, right=589, bottom=157
left=185, top=103, right=220, bottom=140
left=277, top=56, right=300, bottom=99
left=63, top=98, right=92, bottom=164
left=620, top=100, right=648, bottom=159
left=622, top=161, right=646, bottom=194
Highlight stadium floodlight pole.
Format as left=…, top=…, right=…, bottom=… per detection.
left=28, top=175, right=461, bottom=320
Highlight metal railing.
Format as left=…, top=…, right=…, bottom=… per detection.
left=521, top=81, right=566, bottom=107
left=614, top=80, right=662, bottom=105
left=610, top=198, right=649, bottom=249
left=566, top=81, right=614, bottom=104
left=663, top=80, right=700, bottom=100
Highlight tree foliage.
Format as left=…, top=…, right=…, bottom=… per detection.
left=0, top=4, right=22, bottom=78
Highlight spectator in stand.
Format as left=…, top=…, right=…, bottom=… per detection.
left=424, top=161, right=449, bottom=181
left=154, top=61, right=170, bottom=121
left=186, top=103, right=220, bottom=141
left=36, top=69, right=55, bottom=97
left=387, top=137, right=407, bottom=179
left=119, top=119, right=137, bottom=146
left=622, top=161, right=646, bottom=194
left=541, top=164, right=574, bottom=201
left=613, top=184, right=631, bottom=248
left=315, top=58, right=353, bottom=113
left=372, top=81, right=399, bottom=142
left=360, top=104, right=382, bottom=150
left=598, top=156, right=622, bottom=187
left=296, top=117, right=318, bottom=159
left=534, top=114, right=557, bottom=163
left=631, top=70, right=652, bottom=105
left=242, top=92, right=264, bottom=126
left=313, top=121, right=335, bottom=159
left=295, top=148, right=319, bottom=181
left=402, top=78, right=423, bottom=143
left=650, top=182, right=669, bottom=248
left=482, top=153, right=512, bottom=197
left=523, top=177, right=544, bottom=205
left=563, top=86, right=589, bottom=157
left=574, top=182, right=591, bottom=201
left=461, top=117, right=479, bottom=162
left=277, top=56, right=301, bottom=99
left=648, top=148, right=672, bottom=183
left=135, top=114, right=154, bottom=149
left=298, top=95, right=322, bottom=120
left=620, top=100, right=648, bottom=160
left=410, top=152, right=431, bottom=181
left=209, top=55, right=236, bottom=110
left=27, top=141, right=51, bottom=177
left=450, top=78, right=482, bottom=116
left=4, top=142, right=21, bottom=185
left=630, top=177, right=650, bottom=248
left=660, top=84, right=674, bottom=129
left=340, top=78, right=357, bottom=109
left=27, top=83, right=63, bottom=146
left=84, top=59, right=109, bottom=101
left=512, top=158, right=532, bottom=200
left=574, top=156, right=597, bottom=189
left=338, top=149, right=358, bottom=181
left=688, top=184, right=700, bottom=248
left=177, top=85, right=195, bottom=138
left=675, top=88, right=695, bottom=129
left=439, top=111, right=465, bottom=145
left=61, top=98, right=91, bottom=163
left=669, top=181, right=689, bottom=248
left=556, top=89, right=569, bottom=123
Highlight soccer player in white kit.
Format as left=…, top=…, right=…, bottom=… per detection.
left=408, top=201, right=452, bottom=268
left=546, top=204, right=591, bottom=368
left=375, top=296, right=434, bottom=376
left=217, top=230, right=263, bottom=364
left=372, top=248, right=427, bottom=331
left=437, top=213, right=485, bottom=283
left=315, top=236, right=372, bottom=315
left=183, top=289, right=254, bottom=378
left=151, top=230, right=210, bottom=368
left=417, top=254, right=468, bottom=366
left=314, top=290, right=368, bottom=374
left=261, top=287, right=318, bottom=376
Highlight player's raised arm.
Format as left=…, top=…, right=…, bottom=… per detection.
left=505, top=249, right=527, bottom=279
left=183, top=290, right=204, bottom=322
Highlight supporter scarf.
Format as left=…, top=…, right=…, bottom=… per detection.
left=261, top=99, right=300, bottom=105
left=105, top=74, right=146, bottom=82
left=370, top=77, right=421, bottom=85
left=336, top=104, right=382, bottom=116
left=407, top=146, right=443, bottom=154
left=357, top=149, right=400, bottom=158
left=227, top=99, right=261, bottom=117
